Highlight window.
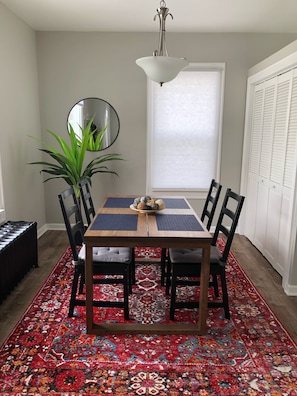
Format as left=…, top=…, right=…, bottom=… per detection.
left=68, top=100, right=84, bottom=138
left=147, top=63, right=225, bottom=198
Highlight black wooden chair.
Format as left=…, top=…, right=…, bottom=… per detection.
left=160, top=179, right=222, bottom=286
left=200, top=179, right=222, bottom=231
left=78, top=177, right=95, bottom=226
left=167, top=188, right=244, bottom=320
left=79, top=177, right=136, bottom=285
left=58, top=186, right=134, bottom=319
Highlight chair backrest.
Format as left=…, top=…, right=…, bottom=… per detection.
left=58, top=186, right=85, bottom=261
left=201, top=179, right=222, bottom=230
left=79, top=178, right=95, bottom=226
left=212, top=188, right=245, bottom=263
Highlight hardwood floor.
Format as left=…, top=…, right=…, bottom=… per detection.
left=0, top=231, right=296, bottom=345
left=0, top=231, right=68, bottom=345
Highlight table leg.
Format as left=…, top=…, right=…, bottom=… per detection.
left=85, top=244, right=93, bottom=332
left=198, top=245, right=210, bottom=334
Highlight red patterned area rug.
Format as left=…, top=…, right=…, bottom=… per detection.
left=0, top=242, right=297, bottom=395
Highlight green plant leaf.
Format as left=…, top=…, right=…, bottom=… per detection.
left=28, top=116, right=123, bottom=195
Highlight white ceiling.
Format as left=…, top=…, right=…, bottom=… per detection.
left=1, top=0, right=297, bottom=33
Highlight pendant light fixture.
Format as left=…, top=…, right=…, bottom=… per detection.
left=136, top=0, right=189, bottom=87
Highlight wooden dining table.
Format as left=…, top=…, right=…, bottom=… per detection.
left=84, top=195, right=212, bottom=335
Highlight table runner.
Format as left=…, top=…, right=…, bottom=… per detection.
left=156, top=214, right=203, bottom=231
left=90, top=214, right=138, bottom=231
left=104, top=197, right=190, bottom=209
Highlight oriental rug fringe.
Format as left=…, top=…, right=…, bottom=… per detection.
left=0, top=242, right=296, bottom=395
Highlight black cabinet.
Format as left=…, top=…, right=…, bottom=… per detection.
left=0, top=221, right=38, bottom=302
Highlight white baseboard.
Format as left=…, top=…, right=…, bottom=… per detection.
left=37, top=224, right=47, bottom=239
left=47, top=223, right=66, bottom=231
left=37, top=223, right=65, bottom=239
left=283, top=283, right=297, bottom=296
left=0, top=209, right=5, bottom=225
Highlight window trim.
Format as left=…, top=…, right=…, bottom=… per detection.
left=146, top=62, right=225, bottom=199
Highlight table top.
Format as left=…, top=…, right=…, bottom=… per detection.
left=84, top=195, right=212, bottom=248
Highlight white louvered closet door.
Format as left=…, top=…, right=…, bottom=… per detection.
left=245, top=68, right=297, bottom=276
left=278, top=69, right=297, bottom=274
left=265, top=71, right=292, bottom=271
left=254, top=77, right=277, bottom=253
left=244, top=83, right=264, bottom=241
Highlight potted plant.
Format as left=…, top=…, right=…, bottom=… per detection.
left=29, top=117, right=123, bottom=196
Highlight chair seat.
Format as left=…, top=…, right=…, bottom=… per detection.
left=169, top=246, right=222, bottom=266
left=79, top=245, right=132, bottom=263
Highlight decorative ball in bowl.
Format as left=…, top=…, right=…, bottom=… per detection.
left=130, top=196, right=165, bottom=214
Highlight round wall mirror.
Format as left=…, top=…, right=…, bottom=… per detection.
left=67, top=97, right=120, bottom=151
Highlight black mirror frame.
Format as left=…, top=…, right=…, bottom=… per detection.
left=67, top=97, right=120, bottom=151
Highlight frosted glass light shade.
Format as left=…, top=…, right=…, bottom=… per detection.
left=136, top=56, right=189, bottom=85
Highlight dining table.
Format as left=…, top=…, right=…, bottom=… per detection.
left=84, top=195, right=212, bottom=335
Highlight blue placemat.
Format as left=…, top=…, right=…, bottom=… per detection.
left=91, top=214, right=138, bottom=231
left=162, top=198, right=190, bottom=209
left=104, top=197, right=134, bottom=208
left=156, top=214, right=203, bottom=231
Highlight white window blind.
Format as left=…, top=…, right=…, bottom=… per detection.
left=147, top=64, right=224, bottom=196
left=68, top=100, right=84, bottom=138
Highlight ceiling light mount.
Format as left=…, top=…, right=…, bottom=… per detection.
left=136, top=0, right=188, bottom=87
left=154, top=0, right=172, bottom=57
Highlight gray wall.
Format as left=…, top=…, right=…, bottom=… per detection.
left=0, top=4, right=46, bottom=230
left=2, top=3, right=297, bottom=231
left=36, top=31, right=297, bottom=224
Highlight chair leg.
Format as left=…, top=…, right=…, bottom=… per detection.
left=68, top=268, right=81, bottom=317
left=220, top=269, right=230, bottom=319
left=212, top=274, right=219, bottom=297
left=166, top=260, right=171, bottom=295
left=123, top=268, right=130, bottom=320
left=128, top=253, right=136, bottom=294
left=160, top=248, right=167, bottom=286
left=78, top=272, right=85, bottom=294
left=131, top=248, right=136, bottom=285
left=69, top=265, right=131, bottom=320
left=128, top=264, right=133, bottom=294
left=169, top=266, right=177, bottom=321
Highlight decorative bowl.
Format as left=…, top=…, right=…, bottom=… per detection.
left=129, top=204, right=161, bottom=214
